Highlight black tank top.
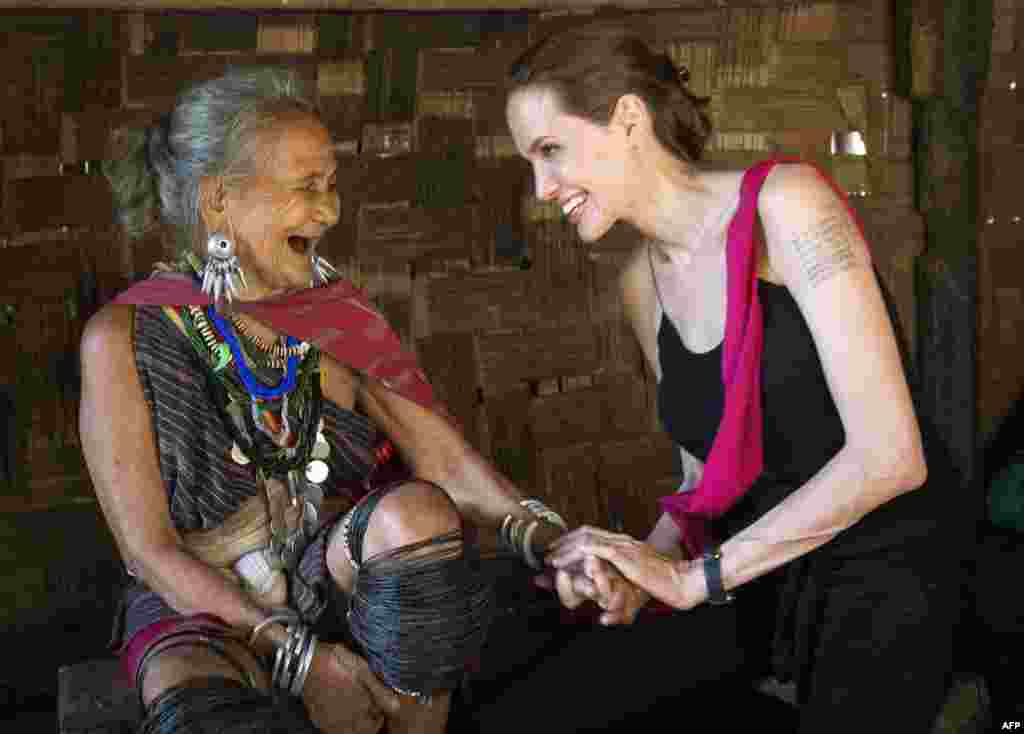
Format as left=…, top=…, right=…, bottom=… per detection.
left=657, top=281, right=844, bottom=489
left=656, top=271, right=960, bottom=554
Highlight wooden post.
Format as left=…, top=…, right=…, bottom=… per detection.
left=902, top=0, right=992, bottom=493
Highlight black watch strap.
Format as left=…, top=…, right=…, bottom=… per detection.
left=702, top=545, right=735, bottom=605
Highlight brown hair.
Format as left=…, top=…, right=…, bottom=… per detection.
left=508, top=20, right=712, bottom=163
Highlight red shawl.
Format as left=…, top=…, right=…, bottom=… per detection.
left=658, top=159, right=865, bottom=559
left=112, top=272, right=443, bottom=418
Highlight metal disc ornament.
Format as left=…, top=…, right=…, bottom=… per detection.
left=305, top=459, right=329, bottom=484
left=230, top=443, right=250, bottom=465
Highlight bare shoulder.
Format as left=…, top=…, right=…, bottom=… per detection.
left=757, top=162, right=871, bottom=292
left=80, top=303, right=136, bottom=368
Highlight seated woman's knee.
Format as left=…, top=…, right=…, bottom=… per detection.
left=140, top=639, right=267, bottom=707
left=362, top=480, right=461, bottom=559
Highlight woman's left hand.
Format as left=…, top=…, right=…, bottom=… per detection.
left=546, top=526, right=704, bottom=611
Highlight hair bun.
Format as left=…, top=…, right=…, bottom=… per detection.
left=657, top=56, right=690, bottom=86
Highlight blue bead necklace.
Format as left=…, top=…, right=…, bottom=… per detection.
left=206, top=306, right=299, bottom=400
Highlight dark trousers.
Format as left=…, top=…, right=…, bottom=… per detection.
left=454, top=545, right=958, bottom=734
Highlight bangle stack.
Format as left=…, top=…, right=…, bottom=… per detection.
left=500, top=499, right=568, bottom=570
left=250, top=611, right=318, bottom=697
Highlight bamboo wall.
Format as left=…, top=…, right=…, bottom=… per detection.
left=0, top=2, right=1004, bottom=532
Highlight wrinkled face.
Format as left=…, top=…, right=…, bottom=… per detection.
left=221, top=112, right=339, bottom=297
left=506, top=85, right=630, bottom=243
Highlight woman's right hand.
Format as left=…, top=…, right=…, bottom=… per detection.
left=301, top=641, right=401, bottom=734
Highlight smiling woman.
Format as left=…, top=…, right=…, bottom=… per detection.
left=85, top=65, right=534, bottom=734
left=481, top=17, right=969, bottom=734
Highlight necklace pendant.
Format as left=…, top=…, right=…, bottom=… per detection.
left=312, top=433, right=330, bottom=460
left=212, top=343, right=232, bottom=372
left=305, top=459, right=329, bottom=485
left=230, top=443, right=250, bottom=465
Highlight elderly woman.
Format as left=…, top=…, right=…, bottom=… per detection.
left=82, top=66, right=588, bottom=734
left=475, top=20, right=967, bottom=733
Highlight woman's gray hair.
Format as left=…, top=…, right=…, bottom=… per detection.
left=103, top=66, right=320, bottom=256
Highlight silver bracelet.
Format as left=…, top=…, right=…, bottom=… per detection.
left=521, top=519, right=543, bottom=570
left=250, top=612, right=299, bottom=647
left=290, top=632, right=318, bottom=696
left=281, top=624, right=307, bottom=694
left=339, top=507, right=359, bottom=570
left=520, top=499, right=568, bottom=531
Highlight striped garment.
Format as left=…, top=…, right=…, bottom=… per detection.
left=110, top=305, right=379, bottom=648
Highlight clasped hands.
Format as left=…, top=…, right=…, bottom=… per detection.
left=541, top=525, right=704, bottom=622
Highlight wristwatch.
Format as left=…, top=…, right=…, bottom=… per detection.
left=702, top=545, right=735, bottom=605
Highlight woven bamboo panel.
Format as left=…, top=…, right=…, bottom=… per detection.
left=415, top=268, right=536, bottom=337
left=595, top=372, right=653, bottom=438
left=867, top=158, right=915, bottom=208
left=414, top=330, right=486, bottom=451
left=123, top=53, right=318, bottom=110
left=531, top=442, right=604, bottom=530
left=62, top=107, right=159, bottom=164
left=765, top=42, right=845, bottom=97
left=258, top=14, right=318, bottom=53
left=910, top=4, right=944, bottom=98
left=718, top=5, right=778, bottom=88
left=355, top=201, right=477, bottom=268
left=528, top=386, right=607, bottom=449
left=620, top=8, right=722, bottom=48
left=666, top=41, right=719, bottom=100
left=476, top=324, right=602, bottom=397
left=845, top=41, right=895, bottom=91
left=417, top=47, right=504, bottom=92
left=779, top=0, right=892, bottom=44
left=4, top=174, right=114, bottom=234
left=0, top=238, right=91, bottom=508
left=417, top=116, right=475, bottom=156
left=596, top=318, right=644, bottom=377
left=711, top=87, right=845, bottom=132
left=596, top=434, right=676, bottom=537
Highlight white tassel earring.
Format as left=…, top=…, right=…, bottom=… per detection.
left=201, top=232, right=247, bottom=305
left=311, top=254, right=339, bottom=287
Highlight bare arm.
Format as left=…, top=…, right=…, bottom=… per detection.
left=716, top=163, right=926, bottom=595
left=551, top=165, right=926, bottom=609
left=329, top=361, right=557, bottom=553
left=80, top=304, right=273, bottom=640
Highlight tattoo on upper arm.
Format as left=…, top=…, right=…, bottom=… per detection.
left=790, top=203, right=862, bottom=288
